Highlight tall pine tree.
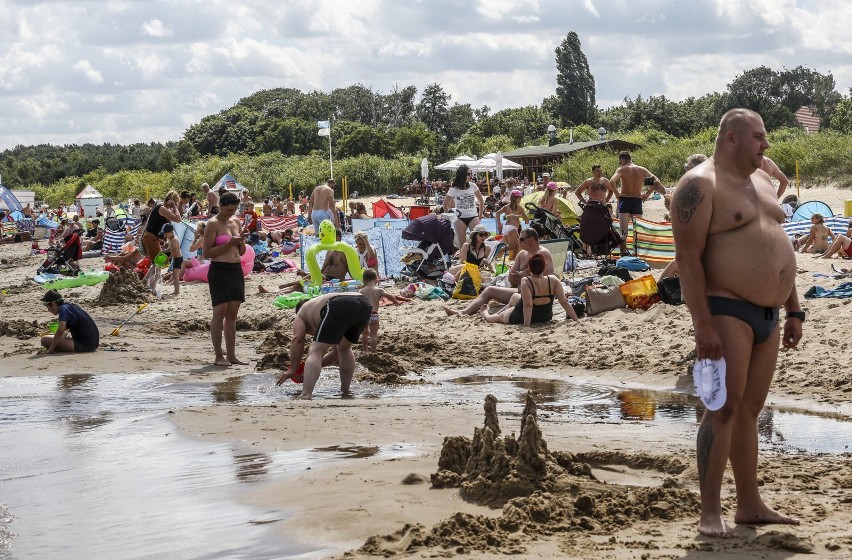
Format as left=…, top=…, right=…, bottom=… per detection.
left=554, top=32, right=596, bottom=126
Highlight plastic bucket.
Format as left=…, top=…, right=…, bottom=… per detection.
left=154, top=253, right=169, bottom=268
left=47, top=321, right=58, bottom=334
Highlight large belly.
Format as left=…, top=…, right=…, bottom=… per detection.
left=703, top=221, right=796, bottom=307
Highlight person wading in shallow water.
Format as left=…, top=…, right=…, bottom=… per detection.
left=672, top=108, right=802, bottom=538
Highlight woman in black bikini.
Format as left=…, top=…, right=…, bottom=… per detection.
left=481, top=253, right=578, bottom=326
left=443, top=164, right=484, bottom=250
left=448, top=224, right=494, bottom=279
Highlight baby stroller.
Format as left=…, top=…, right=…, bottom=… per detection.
left=38, top=232, right=82, bottom=275
left=524, top=202, right=575, bottom=240
left=578, top=200, right=625, bottom=261
left=400, top=214, right=455, bottom=280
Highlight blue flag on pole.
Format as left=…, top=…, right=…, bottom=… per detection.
left=317, top=120, right=329, bottom=129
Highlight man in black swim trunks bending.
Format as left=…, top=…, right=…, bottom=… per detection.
left=275, top=293, right=372, bottom=399
left=672, top=108, right=803, bottom=538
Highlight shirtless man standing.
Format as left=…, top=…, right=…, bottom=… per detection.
left=610, top=151, right=664, bottom=239
left=671, top=108, right=803, bottom=538
left=575, top=164, right=617, bottom=207
left=275, top=292, right=372, bottom=399
left=759, top=156, right=789, bottom=199
left=444, top=228, right=553, bottom=316
left=308, top=179, right=339, bottom=232
left=203, top=183, right=219, bottom=215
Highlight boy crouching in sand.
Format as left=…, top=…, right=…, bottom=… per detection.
left=358, top=269, right=406, bottom=353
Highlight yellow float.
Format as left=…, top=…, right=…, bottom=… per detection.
left=304, top=219, right=363, bottom=286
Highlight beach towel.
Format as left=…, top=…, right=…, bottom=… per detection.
left=804, top=282, right=852, bottom=299
left=260, top=215, right=299, bottom=232
left=782, top=215, right=849, bottom=239
left=632, top=218, right=675, bottom=263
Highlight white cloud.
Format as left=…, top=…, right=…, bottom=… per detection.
left=141, top=19, right=173, bottom=38
left=0, top=0, right=849, bottom=148
left=73, top=60, right=104, bottom=84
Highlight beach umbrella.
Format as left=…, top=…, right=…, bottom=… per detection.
left=435, top=155, right=476, bottom=171
left=791, top=200, right=833, bottom=222
left=421, top=158, right=429, bottom=180
left=470, top=153, right=522, bottom=174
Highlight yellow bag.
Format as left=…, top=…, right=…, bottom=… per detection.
left=619, top=275, right=660, bottom=310
left=451, top=262, right=482, bottom=300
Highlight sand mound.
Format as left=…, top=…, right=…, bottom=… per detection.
left=255, top=325, right=296, bottom=371
left=357, top=352, right=420, bottom=384
left=93, top=270, right=152, bottom=307
left=0, top=319, right=41, bottom=339
left=356, top=393, right=701, bottom=556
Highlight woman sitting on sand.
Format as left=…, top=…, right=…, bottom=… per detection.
left=481, top=253, right=578, bottom=326
left=820, top=219, right=852, bottom=259
left=495, top=189, right=529, bottom=259
left=793, top=213, right=833, bottom=253
left=448, top=224, right=494, bottom=279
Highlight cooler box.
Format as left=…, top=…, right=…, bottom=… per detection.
left=844, top=200, right=852, bottom=218
left=408, top=205, right=431, bottom=220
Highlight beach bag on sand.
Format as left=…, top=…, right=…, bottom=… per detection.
left=619, top=275, right=661, bottom=310
left=658, top=276, right=683, bottom=305
left=585, top=284, right=626, bottom=316
left=599, top=264, right=632, bottom=282
left=452, top=262, right=481, bottom=300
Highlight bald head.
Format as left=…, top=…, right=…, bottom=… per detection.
left=717, top=108, right=761, bottom=141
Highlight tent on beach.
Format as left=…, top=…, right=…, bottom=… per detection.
left=372, top=198, right=405, bottom=219
left=76, top=185, right=104, bottom=218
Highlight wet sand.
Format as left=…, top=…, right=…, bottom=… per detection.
left=1, top=183, right=851, bottom=558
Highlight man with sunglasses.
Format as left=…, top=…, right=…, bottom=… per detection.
left=444, top=228, right=553, bottom=317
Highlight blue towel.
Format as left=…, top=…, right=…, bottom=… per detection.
left=804, top=282, right=852, bottom=299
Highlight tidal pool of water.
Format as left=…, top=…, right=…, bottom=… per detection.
left=0, top=369, right=849, bottom=559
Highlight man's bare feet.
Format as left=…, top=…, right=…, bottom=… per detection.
left=295, top=393, right=312, bottom=400
left=258, top=285, right=269, bottom=294
left=443, top=305, right=461, bottom=317
left=697, top=516, right=736, bottom=538
left=213, top=358, right=231, bottom=367
left=228, top=357, right=248, bottom=365
left=735, top=505, right=800, bottom=526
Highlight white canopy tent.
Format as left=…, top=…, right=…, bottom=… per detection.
left=435, top=155, right=476, bottom=171
left=469, top=152, right=522, bottom=177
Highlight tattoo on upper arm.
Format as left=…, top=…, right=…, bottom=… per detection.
left=676, top=179, right=704, bottom=224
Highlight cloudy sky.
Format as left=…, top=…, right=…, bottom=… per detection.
left=1, top=0, right=850, bottom=149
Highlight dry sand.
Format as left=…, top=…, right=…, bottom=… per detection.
left=1, top=183, right=851, bottom=558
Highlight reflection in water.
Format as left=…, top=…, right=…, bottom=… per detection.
left=67, top=413, right=112, bottom=434
left=618, top=390, right=657, bottom=420
left=212, top=376, right=243, bottom=403
left=233, top=451, right=273, bottom=483
left=312, top=445, right=380, bottom=459
left=57, top=374, right=93, bottom=391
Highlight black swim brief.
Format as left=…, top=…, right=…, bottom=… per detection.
left=617, top=196, right=643, bottom=215
left=208, top=261, right=245, bottom=307
left=707, top=296, right=779, bottom=344
left=171, top=257, right=184, bottom=269
left=315, top=294, right=372, bottom=345
left=459, top=216, right=477, bottom=226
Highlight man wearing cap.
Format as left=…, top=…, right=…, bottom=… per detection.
left=610, top=151, right=665, bottom=242
left=40, top=290, right=99, bottom=353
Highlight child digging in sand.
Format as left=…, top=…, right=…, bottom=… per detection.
left=358, top=268, right=406, bottom=353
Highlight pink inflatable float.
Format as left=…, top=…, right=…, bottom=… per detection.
left=183, top=244, right=255, bottom=283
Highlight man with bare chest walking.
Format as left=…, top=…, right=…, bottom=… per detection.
left=671, top=108, right=803, bottom=538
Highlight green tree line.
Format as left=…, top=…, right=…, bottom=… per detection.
left=3, top=31, right=852, bottom=203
